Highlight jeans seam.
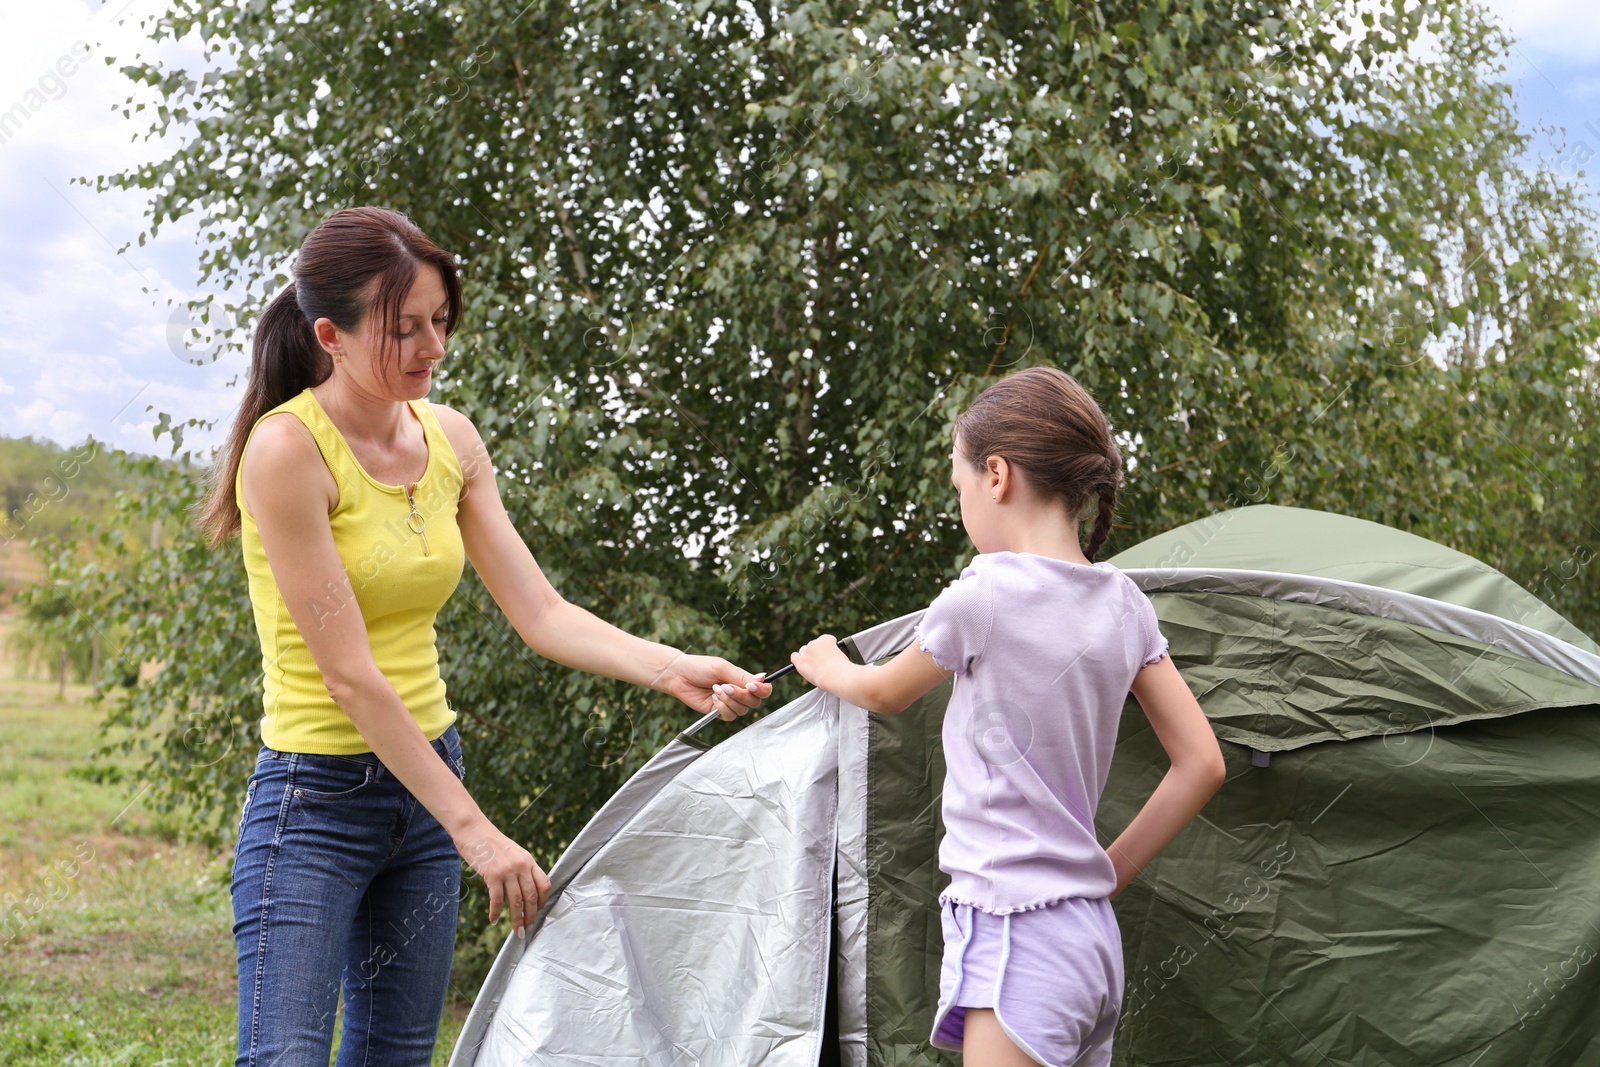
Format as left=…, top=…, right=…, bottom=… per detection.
left=238, top=778, right=258, bottom=834
left=248, top=778, right=294, bottom=1065
left=361, top=903, right=374, bottom=1067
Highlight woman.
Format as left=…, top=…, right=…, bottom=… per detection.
left=197, top=206, right=772, bottom=1066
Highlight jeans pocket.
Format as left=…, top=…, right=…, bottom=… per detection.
left=434, top=726, right=465, bottom=782
left=290, top=753, right=377, bottom=801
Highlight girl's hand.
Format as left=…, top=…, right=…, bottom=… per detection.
left=452, top=817, right=552, bottom=940
left=659, top=653, right=773, bottom=721
left=790, top=634, right=852, bottom=692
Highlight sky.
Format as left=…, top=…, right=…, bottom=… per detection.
left=0, top=0, right=227, bottom=460
left=0, top=0, right=1597, bottom=464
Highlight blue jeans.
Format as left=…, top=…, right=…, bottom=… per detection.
left=231, top=724, right=467, bottom=1066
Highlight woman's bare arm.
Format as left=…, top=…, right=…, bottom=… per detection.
left=1105, top=655, right=1227, bottom=898
left=242, top=415, right=551, bottom=941
left=436, top=405, right=772, bottom=720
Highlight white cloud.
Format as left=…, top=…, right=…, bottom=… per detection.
left=1480, top=0, right=1600, bottom=64
left=13, top=394, right=89, bottom=444
left=0, top=0, right=247, bottom=457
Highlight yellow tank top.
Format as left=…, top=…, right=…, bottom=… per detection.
left=235, top=386, right=465, bottom=754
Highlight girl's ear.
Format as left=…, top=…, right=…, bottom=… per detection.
left=985, top=454, right=1009, bottom=499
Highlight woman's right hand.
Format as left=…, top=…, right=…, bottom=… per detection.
left=452, top=818, right=552, bottom=938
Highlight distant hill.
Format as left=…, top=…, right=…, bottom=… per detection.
left=2, top=434, right=127, bottom=544
left=0, top=434, right=174, bottom=606
left=0, top=537, right=42, bottom=612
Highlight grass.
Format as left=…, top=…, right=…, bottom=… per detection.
left=0, top=609, right=473, bottom=1066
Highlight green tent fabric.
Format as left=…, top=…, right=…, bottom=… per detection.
left=1129, top=591, right=1600, bottom=752
left=1109, top=503, right=1599, bottom=655
left=451, top=505, right=1600, bottom=1067
left=1099, top=702, right=1600, bottom=1065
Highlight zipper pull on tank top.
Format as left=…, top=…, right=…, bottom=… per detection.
left=404, top=481, right=431, bottom=556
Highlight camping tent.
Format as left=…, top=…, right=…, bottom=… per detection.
left=447, top=505, right=1600, bottom=1067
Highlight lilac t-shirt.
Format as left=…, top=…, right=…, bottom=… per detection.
left=914, top=551, right=1170, bottom=914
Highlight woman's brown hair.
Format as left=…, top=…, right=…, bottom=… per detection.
left=954, top=366, right=1124, bottom=561
left=194, top=206, right=463, bottom=548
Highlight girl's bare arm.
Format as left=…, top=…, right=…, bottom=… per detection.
left=789, top=634, right=950, bottom=715
left=1106, top=655, right=1227, bottom=898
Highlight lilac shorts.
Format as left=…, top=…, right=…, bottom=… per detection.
left=931, top=894, right=1124, bottom=1067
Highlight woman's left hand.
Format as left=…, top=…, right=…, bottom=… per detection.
left=661, top=654, right=774, bottom=721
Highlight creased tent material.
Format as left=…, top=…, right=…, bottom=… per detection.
left=1101, top=506, right=1600, bottom=1066
left=449, top=683, right=844, bottom=1066
left=451, top=505, right=1600, bottom=1067
left=448, top=618, right=948, bottom=1067
left=1120, top=590, right=1600, bottom=752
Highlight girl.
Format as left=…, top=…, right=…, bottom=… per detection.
left=789, top=365, right=1225, bottom=1067
left=198, top=206, right=772, bottom=1066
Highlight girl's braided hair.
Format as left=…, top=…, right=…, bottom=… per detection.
left=953, top=366, right=1124, bottom=562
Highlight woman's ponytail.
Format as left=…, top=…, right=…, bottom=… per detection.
left=251, top=280, right=333, bottom=412
left=193, top=280, right=334, bottom=549
left=194, top=206, right=464, bottom=549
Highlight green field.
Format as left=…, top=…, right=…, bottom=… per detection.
left=0, top=610, right=472, bottom=1066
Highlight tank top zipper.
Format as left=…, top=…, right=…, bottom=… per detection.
left=404, top=481, right=431, bottom=556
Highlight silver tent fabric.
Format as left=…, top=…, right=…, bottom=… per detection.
left=449, top=687, right=844, bottom=1066
left=834, top=693, right=870, bottom=1067
left=447, top=735, right=710, bottom=1065
left=1122, top=567, right=1600, bottom=686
